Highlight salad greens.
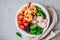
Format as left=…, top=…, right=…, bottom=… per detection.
left=35, top=6, right=46, bottom=19
left=30, top=24, right=43, bottom=35
left=16, top=32, right=22, bottom=38
left=30, top=24, right=37, bottom=29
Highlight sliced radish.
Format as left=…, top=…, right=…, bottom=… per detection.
left=37, top=22, right=46, bottom=28
left=37, top=16, right=43, bottom=22
left=43, top=19, right=47, bottom=23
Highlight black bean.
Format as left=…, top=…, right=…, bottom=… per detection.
left=24, top=23, right=31, bottom=33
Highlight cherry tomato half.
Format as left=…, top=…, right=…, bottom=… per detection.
left=17, top=13, right=24, bottom=21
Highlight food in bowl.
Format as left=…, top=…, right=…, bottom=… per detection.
left=16, top=2, right=50, bottom=36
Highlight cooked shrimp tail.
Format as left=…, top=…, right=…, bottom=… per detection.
left=27, top=2, right=31, bottom=8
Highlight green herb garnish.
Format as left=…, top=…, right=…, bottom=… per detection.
left=16, top=32, right=22, bottom=38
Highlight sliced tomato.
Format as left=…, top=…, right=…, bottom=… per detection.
left=19, top=25, right=24, bottom=30
left=23, top=19, right=26, bottom=23
left=18, top=21, right=23, bottom=25
left=17, top=13, right=24, bottom=21
left=17, top=13, right=30, bottom=30
left=23, top=21, right=29, bottom=26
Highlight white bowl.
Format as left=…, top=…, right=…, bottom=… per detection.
left=15, top=3, right=50, bottom=37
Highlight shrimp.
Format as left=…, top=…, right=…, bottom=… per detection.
left=24, top=14, right=33, bottom=22
left=27, top=2, right=31, bottom=8
left=20, top=2, right=36, bottom=22
left=20, top=2, right=31, bottom=14
left=20, top=7, right=27, bottom=14
left=29, top=5, right=37, bottom=15
left=24, top=9, right=33, bottom=16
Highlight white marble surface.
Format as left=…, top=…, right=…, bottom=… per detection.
left=0, top=0, right=60, bottom=40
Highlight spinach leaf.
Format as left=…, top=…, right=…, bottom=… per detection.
left=35, top=6, right=46, bottom=19
left=36, top=27, right=43, bottom=35
left=30, top=24, right=43, bottom=35
left=16, top=32, right=22, bottom=38
left=30, top=28, right=37, bottom=35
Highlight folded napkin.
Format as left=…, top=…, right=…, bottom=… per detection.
left=51, top=32, right=60, bottom=40
left=29, top=6, right=58, bottom=40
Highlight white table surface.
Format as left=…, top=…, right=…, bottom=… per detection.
left=0, top=0, right=60, bottom=40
